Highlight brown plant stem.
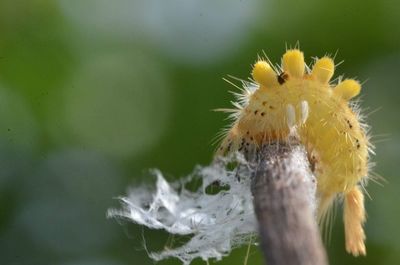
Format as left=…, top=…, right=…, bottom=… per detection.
left=250, top=142, right=328, bottom=265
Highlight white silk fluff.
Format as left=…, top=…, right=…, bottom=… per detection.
left=108, top=154, right=257, bottom=264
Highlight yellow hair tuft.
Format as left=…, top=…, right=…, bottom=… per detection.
left=334, top=79, right=361, bottom=100
left=312, top=57, right=335, bottom=83
left=282, top=49, right=305, bottom=78
left=252, top=61, right=278, bottom=88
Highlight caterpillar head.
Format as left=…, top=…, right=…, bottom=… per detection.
left=241, top=49, right=362, bottom=135
left=252, top=49, right=361, bottom=100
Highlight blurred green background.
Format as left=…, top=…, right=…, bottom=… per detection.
left=0, top=0, right=399, bottom=265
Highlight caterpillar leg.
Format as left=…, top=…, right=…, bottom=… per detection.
left=344, top=186, right=366, bottom=256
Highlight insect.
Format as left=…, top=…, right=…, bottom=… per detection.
left=216, top=48, right=373, bottom=256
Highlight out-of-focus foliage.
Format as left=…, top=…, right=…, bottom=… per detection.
left=0, top=0, right=399, bottom=265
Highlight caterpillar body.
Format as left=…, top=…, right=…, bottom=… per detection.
left=216, top=49, right=373, bottom=256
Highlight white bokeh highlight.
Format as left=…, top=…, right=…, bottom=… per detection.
left=58, top=0, right=264, bottom=65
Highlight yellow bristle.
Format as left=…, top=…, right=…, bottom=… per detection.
left=312, top=57, right=335, bottom=83
left=252, top=61, right=278, bottom=88
left=282, top=49, right=305, bottom=78
left=334, top=79, right=361, bottom=100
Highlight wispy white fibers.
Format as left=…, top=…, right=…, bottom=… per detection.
left=108, top=154, right=257, bottom=264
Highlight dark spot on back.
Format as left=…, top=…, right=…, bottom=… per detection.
left=309, top=154, right=317, bottom=173
left=346, top=119, right=353, bottom=129
left=277, top=72, right=288, bottom=84
left=356, top=141, right=361, bottom=149
left=227, top=143, right=232, bottom=151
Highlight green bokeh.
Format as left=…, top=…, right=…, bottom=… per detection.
left=0, top=0, right=399, bottom=265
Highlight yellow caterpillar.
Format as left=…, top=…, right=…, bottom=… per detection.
left=216, top=49, right=373, bottom=256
